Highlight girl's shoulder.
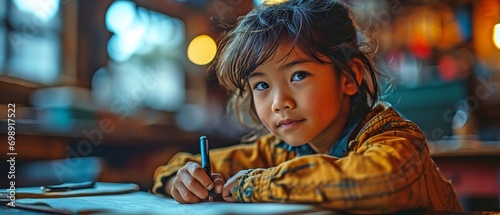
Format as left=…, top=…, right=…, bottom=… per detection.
left=355, top=101, right=426, bottom=142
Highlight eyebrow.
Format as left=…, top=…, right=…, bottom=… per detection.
left=248, top=58, right=313, bottom=79
left=279, top=59, right=313, bottom=70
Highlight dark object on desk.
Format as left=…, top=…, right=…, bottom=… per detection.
left=0, top=182, right=139, bottom=201
left=42, top=181, right=95, bottom=193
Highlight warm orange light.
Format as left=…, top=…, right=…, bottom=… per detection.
left=474, top=0, right=500, bottom=63
left=262, top=0, right=287, bottom=5
left=494, top=23, right=500, bottom=50
left=187, top=35, right=217, bottom=65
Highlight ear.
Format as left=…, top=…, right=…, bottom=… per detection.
left=343, top=59, right=364, bottom=96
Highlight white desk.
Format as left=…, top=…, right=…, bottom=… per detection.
left=8, top=191, right=330, bottom=215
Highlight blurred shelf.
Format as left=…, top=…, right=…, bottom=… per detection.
left=429, top=139, right=500, bottom=157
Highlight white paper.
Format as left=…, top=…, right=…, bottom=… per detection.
left=16, top=191, right=330, bottom=215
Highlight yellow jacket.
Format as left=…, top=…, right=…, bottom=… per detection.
left=152, top=102, right=462, bottom=213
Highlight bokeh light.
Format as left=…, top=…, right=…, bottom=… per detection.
left=187, top=35, right=217, bottom=65
left=13, top=0, right=59, bottom=23
left=105, top=0, right=136, bottom=34
left=438, top=56, right=458, bottom=82
left=105, top=1, right=184, bottom=62
left=253, top=0, right=287, bottom=6
left=494, top=23, right=500, bottom=50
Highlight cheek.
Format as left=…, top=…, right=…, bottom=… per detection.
left=253, top=96, right=271, bottom=123
left=303, top=84, right=339, bottom=106
left=301, top=85, right=342, bottom=119
left=255, top=103, right=269, bottom=122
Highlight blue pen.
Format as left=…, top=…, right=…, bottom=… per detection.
left=200, top=136, right=211, bottom=176
left=200, top=136, right=216, bottom=201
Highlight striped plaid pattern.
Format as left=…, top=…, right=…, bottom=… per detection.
left=153, top=102, right=462, bottom=213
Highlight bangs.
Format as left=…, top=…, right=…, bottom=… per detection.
left=225, top=27, right=283, bottom=96
left=216, top=1, right=342, bottom=95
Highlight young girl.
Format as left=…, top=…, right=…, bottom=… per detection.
left=153, top=0, right=462, bottom=213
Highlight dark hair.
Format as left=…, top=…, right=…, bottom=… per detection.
left=210, top=0, right=382, bottom=138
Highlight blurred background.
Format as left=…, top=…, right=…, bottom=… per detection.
left=0, top=0, right=499, bottom=211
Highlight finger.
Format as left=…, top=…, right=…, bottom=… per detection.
left=176, top=179, right=202, bottom=203
left=222, top=183, right=235, bottom=202
left=178, top=166, right=209, bottom=200
left=170, top=178, right=189, bottom=204
left=170, top=177, right=186, bottom=203
left=170, top=186, right=188, bottom=204
left=211, top=173, right=225, bottom=194
left=222, top=170, right=249, bottom=202
left=210, top=172, right=224, bottom=181
left=165, top=176, right=176, bottom=196
left=187, top=162, right=213, bottom=191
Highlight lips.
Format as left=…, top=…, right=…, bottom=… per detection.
left=277, top=119, right=305, bottom=129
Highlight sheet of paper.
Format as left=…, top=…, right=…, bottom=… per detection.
left=15, top=191, right=331, bottom=215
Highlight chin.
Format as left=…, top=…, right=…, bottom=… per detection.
left=269, top=129, right=311, bottom=146
left=279, top=136, right=309, bottom=146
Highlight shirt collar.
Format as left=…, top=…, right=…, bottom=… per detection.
left=327, top=97, right=370, bottom=157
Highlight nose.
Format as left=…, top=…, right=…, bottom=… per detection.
left=271, top=89, right=296, bottom=113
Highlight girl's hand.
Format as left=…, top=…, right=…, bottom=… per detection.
left=222, top=170, right=250, bottom=202
left=168, top=161, right=225, bottom=203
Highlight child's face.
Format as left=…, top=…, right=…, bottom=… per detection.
left=248, top=43, right=357, bottom=152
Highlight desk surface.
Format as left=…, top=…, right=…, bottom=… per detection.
left=4, top=191, right=327, bottom=215
left=1, top=191, right=497, bottom=215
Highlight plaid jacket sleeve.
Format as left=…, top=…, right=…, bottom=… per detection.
left=232, top=116, right=462, bottom=213
left=152, top=134, right=294, bottom=195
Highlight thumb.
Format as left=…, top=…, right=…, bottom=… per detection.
left=222, top=182, right=236, bottom=202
